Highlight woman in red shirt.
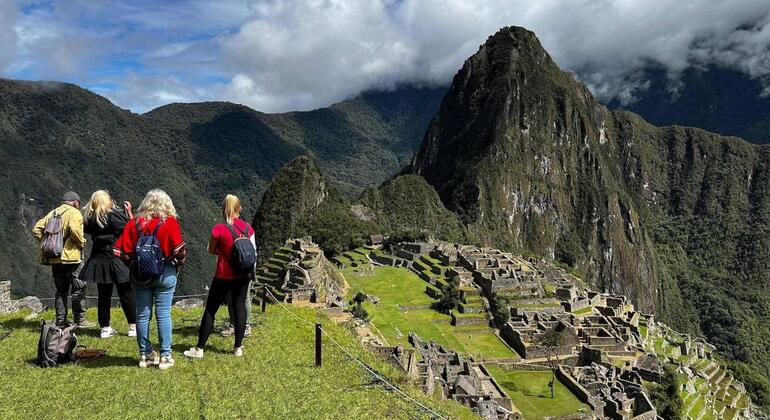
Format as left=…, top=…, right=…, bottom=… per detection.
left=185, top=194, right=255, bottom=359
left=115, top=189, right=187, bottom=370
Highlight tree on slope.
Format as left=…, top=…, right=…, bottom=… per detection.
left=537, top=327, right=567, bottom=399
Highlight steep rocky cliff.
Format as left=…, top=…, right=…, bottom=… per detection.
left=410, top=27, right=770, bottom=405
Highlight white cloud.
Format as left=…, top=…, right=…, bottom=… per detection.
left=217, top=0, right=770, bottom=111
left=0, top=2, right=18, bottom=71
left=3, top=0, right=770, bottom=112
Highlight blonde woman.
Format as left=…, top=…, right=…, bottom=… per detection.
left=81, top=190, right=136, bottom=338
left=185, top=194, right=255, bottom=359
left=116, top=189, right=186, bottom=370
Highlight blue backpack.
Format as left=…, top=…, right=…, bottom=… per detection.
left=134, top=220, right=165, bottom=283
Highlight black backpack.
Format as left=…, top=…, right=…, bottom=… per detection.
left=134, top=220, right=165, bottom=283
left=37, top=321, right=78, bottom=367
left=226, top=222, right=257, bottom=276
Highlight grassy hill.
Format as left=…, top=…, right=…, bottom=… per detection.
left=0, top=79, right=443, bottom=298
left=0, top=306, right=472, bottom=419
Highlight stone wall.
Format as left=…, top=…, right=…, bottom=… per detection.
left=0, top=281, right=14, bottom=314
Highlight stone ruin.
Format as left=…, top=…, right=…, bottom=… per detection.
left=372, top=333, right=521, bottom=420
left=0, top=281, right=44, bottom=316
left=258, top=237, right=348, bottom=312
left=557, top=360, right=658, bottom=420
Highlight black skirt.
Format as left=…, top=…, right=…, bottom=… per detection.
left=80, top=256, right=130, bottom=284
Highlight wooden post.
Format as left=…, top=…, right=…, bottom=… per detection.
left=315, top=323, right=322, bottom=367
left=261, top=285, right=268, bottom=313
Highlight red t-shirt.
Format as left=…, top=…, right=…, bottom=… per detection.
left=116, top=216, right=186, bottom=265
left=211, top=218, right=255, bottom=280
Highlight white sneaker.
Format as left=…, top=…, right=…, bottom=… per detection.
left=100, top=326, right=117, bottom=339
left=234, top=347, right=243, bottom=357
left=183, top=347, right=204, bottom=359
left=158, top=355, right=175, bottom=370
left=138, top=351, right=160, bottom=368
left=127, top=327, right=137, bottom=337
left=244, top=324, right=252, bottom=338
left=220, top=325, right=234, bottom=337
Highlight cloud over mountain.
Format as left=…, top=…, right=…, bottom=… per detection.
left=2, top=0, right=770, bottom=112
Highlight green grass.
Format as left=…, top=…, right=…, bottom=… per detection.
left=344, top=266, right=517, bottom=360
left=485, top=365, right=590, bottom=419
left=0, top=307, right=474, bottom=420
left=572, top=306, right=593, bottom=315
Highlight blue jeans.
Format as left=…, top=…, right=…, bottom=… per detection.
left=135, top=265, right=177, bottom=356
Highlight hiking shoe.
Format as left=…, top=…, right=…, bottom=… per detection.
left=100, top=326, right=117, bottom=339
left=138, top=351, right=160, bottom=368
left=220, top=325, right=234, bottom=337
left=127, top=327, right=137, bottom=337
left=158, top=356, right=175, bottom=370
left=244, top=324, right=252, bottom=338
left=76, top=320, right=97, bottom=329
left=183, top=347, right=204, bottom=359
left=234, top=347, right=243, bottom=357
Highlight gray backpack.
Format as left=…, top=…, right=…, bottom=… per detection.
left=40, top=208, right=69, bottom=259
left=36, top=321, right=78, bottom=367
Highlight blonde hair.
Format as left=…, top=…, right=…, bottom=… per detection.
left=138, top=189, right=177, bottom=220
left=82, top=190, right=117, bottom=228
left=223, top=194, right=242, bottom=224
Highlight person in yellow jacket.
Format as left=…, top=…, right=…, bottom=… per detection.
left=32, top=191, right=92, bottom=327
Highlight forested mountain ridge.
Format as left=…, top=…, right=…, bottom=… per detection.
left=0, top=78, right=443, bottom=298
left=410, top=26, right=770, bottom=407
left=609, top=65, right=770, bottom=145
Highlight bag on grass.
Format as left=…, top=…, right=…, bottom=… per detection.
left=37, top=321, right=78, bottom=368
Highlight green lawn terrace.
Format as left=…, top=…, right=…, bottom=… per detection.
left=641, top=320, right=752, bottom=419
left=0, top=306, right=474, bottom=420
left=342, top=263, right=518, bottom=362
left=485, top=364, right=591, bottom=419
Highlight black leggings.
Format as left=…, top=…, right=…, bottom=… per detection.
left=97, top=281, right=137, bottom=327
left=197, top=277, right=250, bottom=349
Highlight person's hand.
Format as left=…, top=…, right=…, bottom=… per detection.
left=123, top=201, right=134, bottom=218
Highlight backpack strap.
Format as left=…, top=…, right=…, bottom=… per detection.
left=136, top=219, right=163, bottom=237
left=225, top=222, right=245, bottom=239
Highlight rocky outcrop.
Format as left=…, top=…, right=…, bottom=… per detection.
left=411, top=27, right=660, bottom=311
left=0, top=281, right=44, bottom=315
left=252, top=156, right=330, bottom=258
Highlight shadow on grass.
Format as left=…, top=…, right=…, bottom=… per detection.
left=0, top=317, right=43, bottom=332
left=24, top=354, right=139, bottom=368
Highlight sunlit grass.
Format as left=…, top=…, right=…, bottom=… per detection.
left=0, top=306, right=474, bottom=419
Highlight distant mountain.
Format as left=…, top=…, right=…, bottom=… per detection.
left=609, top=65, right=770, bottom=144
left=409, top=26, right=770, bottom=407
left=0, top=79, right=444, bottom=298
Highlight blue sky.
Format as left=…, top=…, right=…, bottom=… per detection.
left=1, top=0, right=769, bottom=113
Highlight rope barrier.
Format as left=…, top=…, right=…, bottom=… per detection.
left=263, top=288, right=446, bottom=420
